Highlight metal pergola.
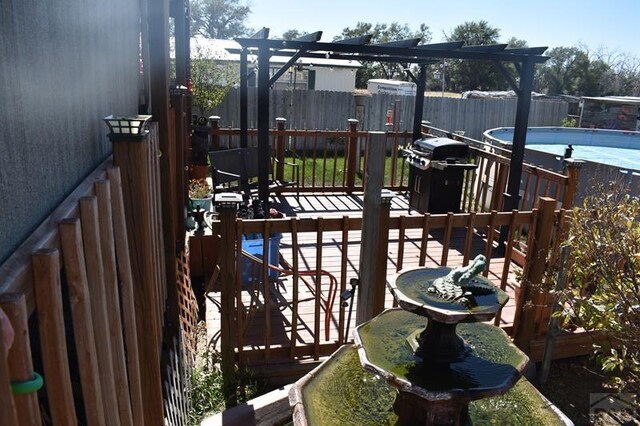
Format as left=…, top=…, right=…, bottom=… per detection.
left=233, top=28, right=549, bottom=214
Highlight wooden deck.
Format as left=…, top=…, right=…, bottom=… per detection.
left=205, top=192, right=522, bottom=362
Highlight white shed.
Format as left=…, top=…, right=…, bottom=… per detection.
left=184, top=36, right=361, bottom=92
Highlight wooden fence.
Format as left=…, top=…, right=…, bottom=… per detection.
left=0, top=130, right=170, bottom=424
left=207, top=88, right=569, bottom=140
left=211, top=197, right=568, bottom=375
left=200, top=119, right=580, bottom=214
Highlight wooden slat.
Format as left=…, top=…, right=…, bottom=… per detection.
left=0, top=160, right=109, bottom=312
left=418, top=214, right=431, bottom=266
left=314, top=218, right=324, bottom=359
left=440, top=213, right=454, bottom=266
left=0, top=319, right=18, bottom=425
left=338, top=217, right=348, bottom=345
left=107, top=167, right=144, bottom=426
left=263, top=220, right=272, bottom=361
left=0, top=293, right=42, bottom=425
left=236, top=220, right=245, bottom=362
left=290, top=219, right=300, bottom=358
left=32, top=249, right=77, bottom=425
left=95, top=180, right=134, bottom=425
left=79, top=196, right=121, bottom=425
left=462, top=212, right=476, bottom=265
left=483, top=210, right=498, bottom=276
left=59, top=218, right=106, bottom=426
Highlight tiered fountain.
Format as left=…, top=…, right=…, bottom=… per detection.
left=289, top=255, right=572, bottom=425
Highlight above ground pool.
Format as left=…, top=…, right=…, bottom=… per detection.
left=483, top=126, right=640, bottom=203
left=484, top=127, right=640, bottom=172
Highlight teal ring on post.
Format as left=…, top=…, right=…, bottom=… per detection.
left=11, top=372, right=43, bottom=394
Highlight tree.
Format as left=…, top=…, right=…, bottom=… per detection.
left=534, top=46, right=589, bottom=95
left=444, top=21, right=508, bottom=92
left=335, top=22, right=431, bottom=88
left=280, top=29, right=307, bottom=40
left=191, top=0, right=251, bottom=39
left=190, top=44, right=238, bottom=115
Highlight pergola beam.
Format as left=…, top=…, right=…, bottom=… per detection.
left=235, top=38, right=549, bottom=63
left=269, top=50, right=307, bottom=86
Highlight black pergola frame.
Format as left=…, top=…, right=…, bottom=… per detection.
left=233, top=28, right=549, bottom=215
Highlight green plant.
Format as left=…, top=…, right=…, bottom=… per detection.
left=189, top=178, right=212, bottom=198
left=561, top=117, right=578, bottom=127
left=556, top=181, right=640, bottom=392
left=189, top=350, right=263, bottom=423
left=190, top=44, right=238, bottom=116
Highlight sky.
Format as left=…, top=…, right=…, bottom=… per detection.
left=246, top=0, right=640, bottom=58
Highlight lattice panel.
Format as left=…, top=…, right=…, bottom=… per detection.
left=177, top=244, right=198, bottom=366
left=163, top=334, right=192, bottom=426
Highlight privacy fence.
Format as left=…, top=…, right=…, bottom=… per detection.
left=0, top=125, right=198, bottom=425
left=206, top=88, right=569, bottom=139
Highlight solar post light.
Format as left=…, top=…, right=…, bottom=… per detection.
left=103, top=114, right=152, bottom=140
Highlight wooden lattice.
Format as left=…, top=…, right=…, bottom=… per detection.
left=163, top=334, right=192, bottom=426
left=176, top=244, right=199, bottom=366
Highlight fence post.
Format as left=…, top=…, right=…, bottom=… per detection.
left=108, top=122, right=164, bottom=425
left=215, top=193, right=242, bottom=407
left=372, top=190, right=395, bottom=316
left=513, top=197, right=556, bottom=354
left=209, top=115, right=221, bottom=151
left=0, top=319, right=18, bottom=425
left=346, top=119, right=359, bottom=194
left=357, top=132, right=387, bottom=324
left=275, top=117, right=287, bottom=182
left=562, top=158, right=584, bottom=209
left=0, top=293, right=42, bottom=425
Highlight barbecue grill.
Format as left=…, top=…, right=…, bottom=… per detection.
left=404, top=137, right=477, bottom=214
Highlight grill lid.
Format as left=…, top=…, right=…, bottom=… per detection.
left=412, top=137, right=469, bottom=160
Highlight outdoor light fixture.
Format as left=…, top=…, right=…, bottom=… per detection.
left=381, top=189, right=395, bottom=203
left=214, top=193, right=243, bottom=208
left=103, top=114, right=152, bottom=140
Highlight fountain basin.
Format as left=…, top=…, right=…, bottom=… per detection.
left=289, top=342, right=573, bottom=425
left=354, top=309, right=527, bottom=401
left=387, top=266, right=509, bottom=324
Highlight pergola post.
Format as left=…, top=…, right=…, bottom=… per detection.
left=257, top=42, right=270, bottom=203
left=412, top=64, right=427, bottom=142
left=503, top=56, right=536, bottom=213
left=240, top=48, right=249, bottom=149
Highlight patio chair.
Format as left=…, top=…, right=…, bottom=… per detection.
left=242, top=250, right=338, bottom=341
left=209, top=147, right=300, bottom=199
left=206, top=239, right=338, bottom=342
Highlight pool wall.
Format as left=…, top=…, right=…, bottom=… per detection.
left=484, top=127, right=640, bottom=204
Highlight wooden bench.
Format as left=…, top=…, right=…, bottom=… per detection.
left=209, top=147, right=299, bottom=199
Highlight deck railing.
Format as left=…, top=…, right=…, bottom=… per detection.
left=211, top=197, right=567, bottom=373
left=201, top=118, right=580, bottom=213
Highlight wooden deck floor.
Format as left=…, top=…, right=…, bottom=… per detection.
left=206, top=192, right=521, bottom=361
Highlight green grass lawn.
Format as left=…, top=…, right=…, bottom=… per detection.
left=284, top=154, right=408, bottom=187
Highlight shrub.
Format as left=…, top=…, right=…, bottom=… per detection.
left=190, top=350, right=263, bottom=423
left=557, top=182, right=640, bottom=391
left=561, top=117, right=578, bottom=127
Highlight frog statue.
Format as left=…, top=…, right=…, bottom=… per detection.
left=426, top=254, right=495, bottom=307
